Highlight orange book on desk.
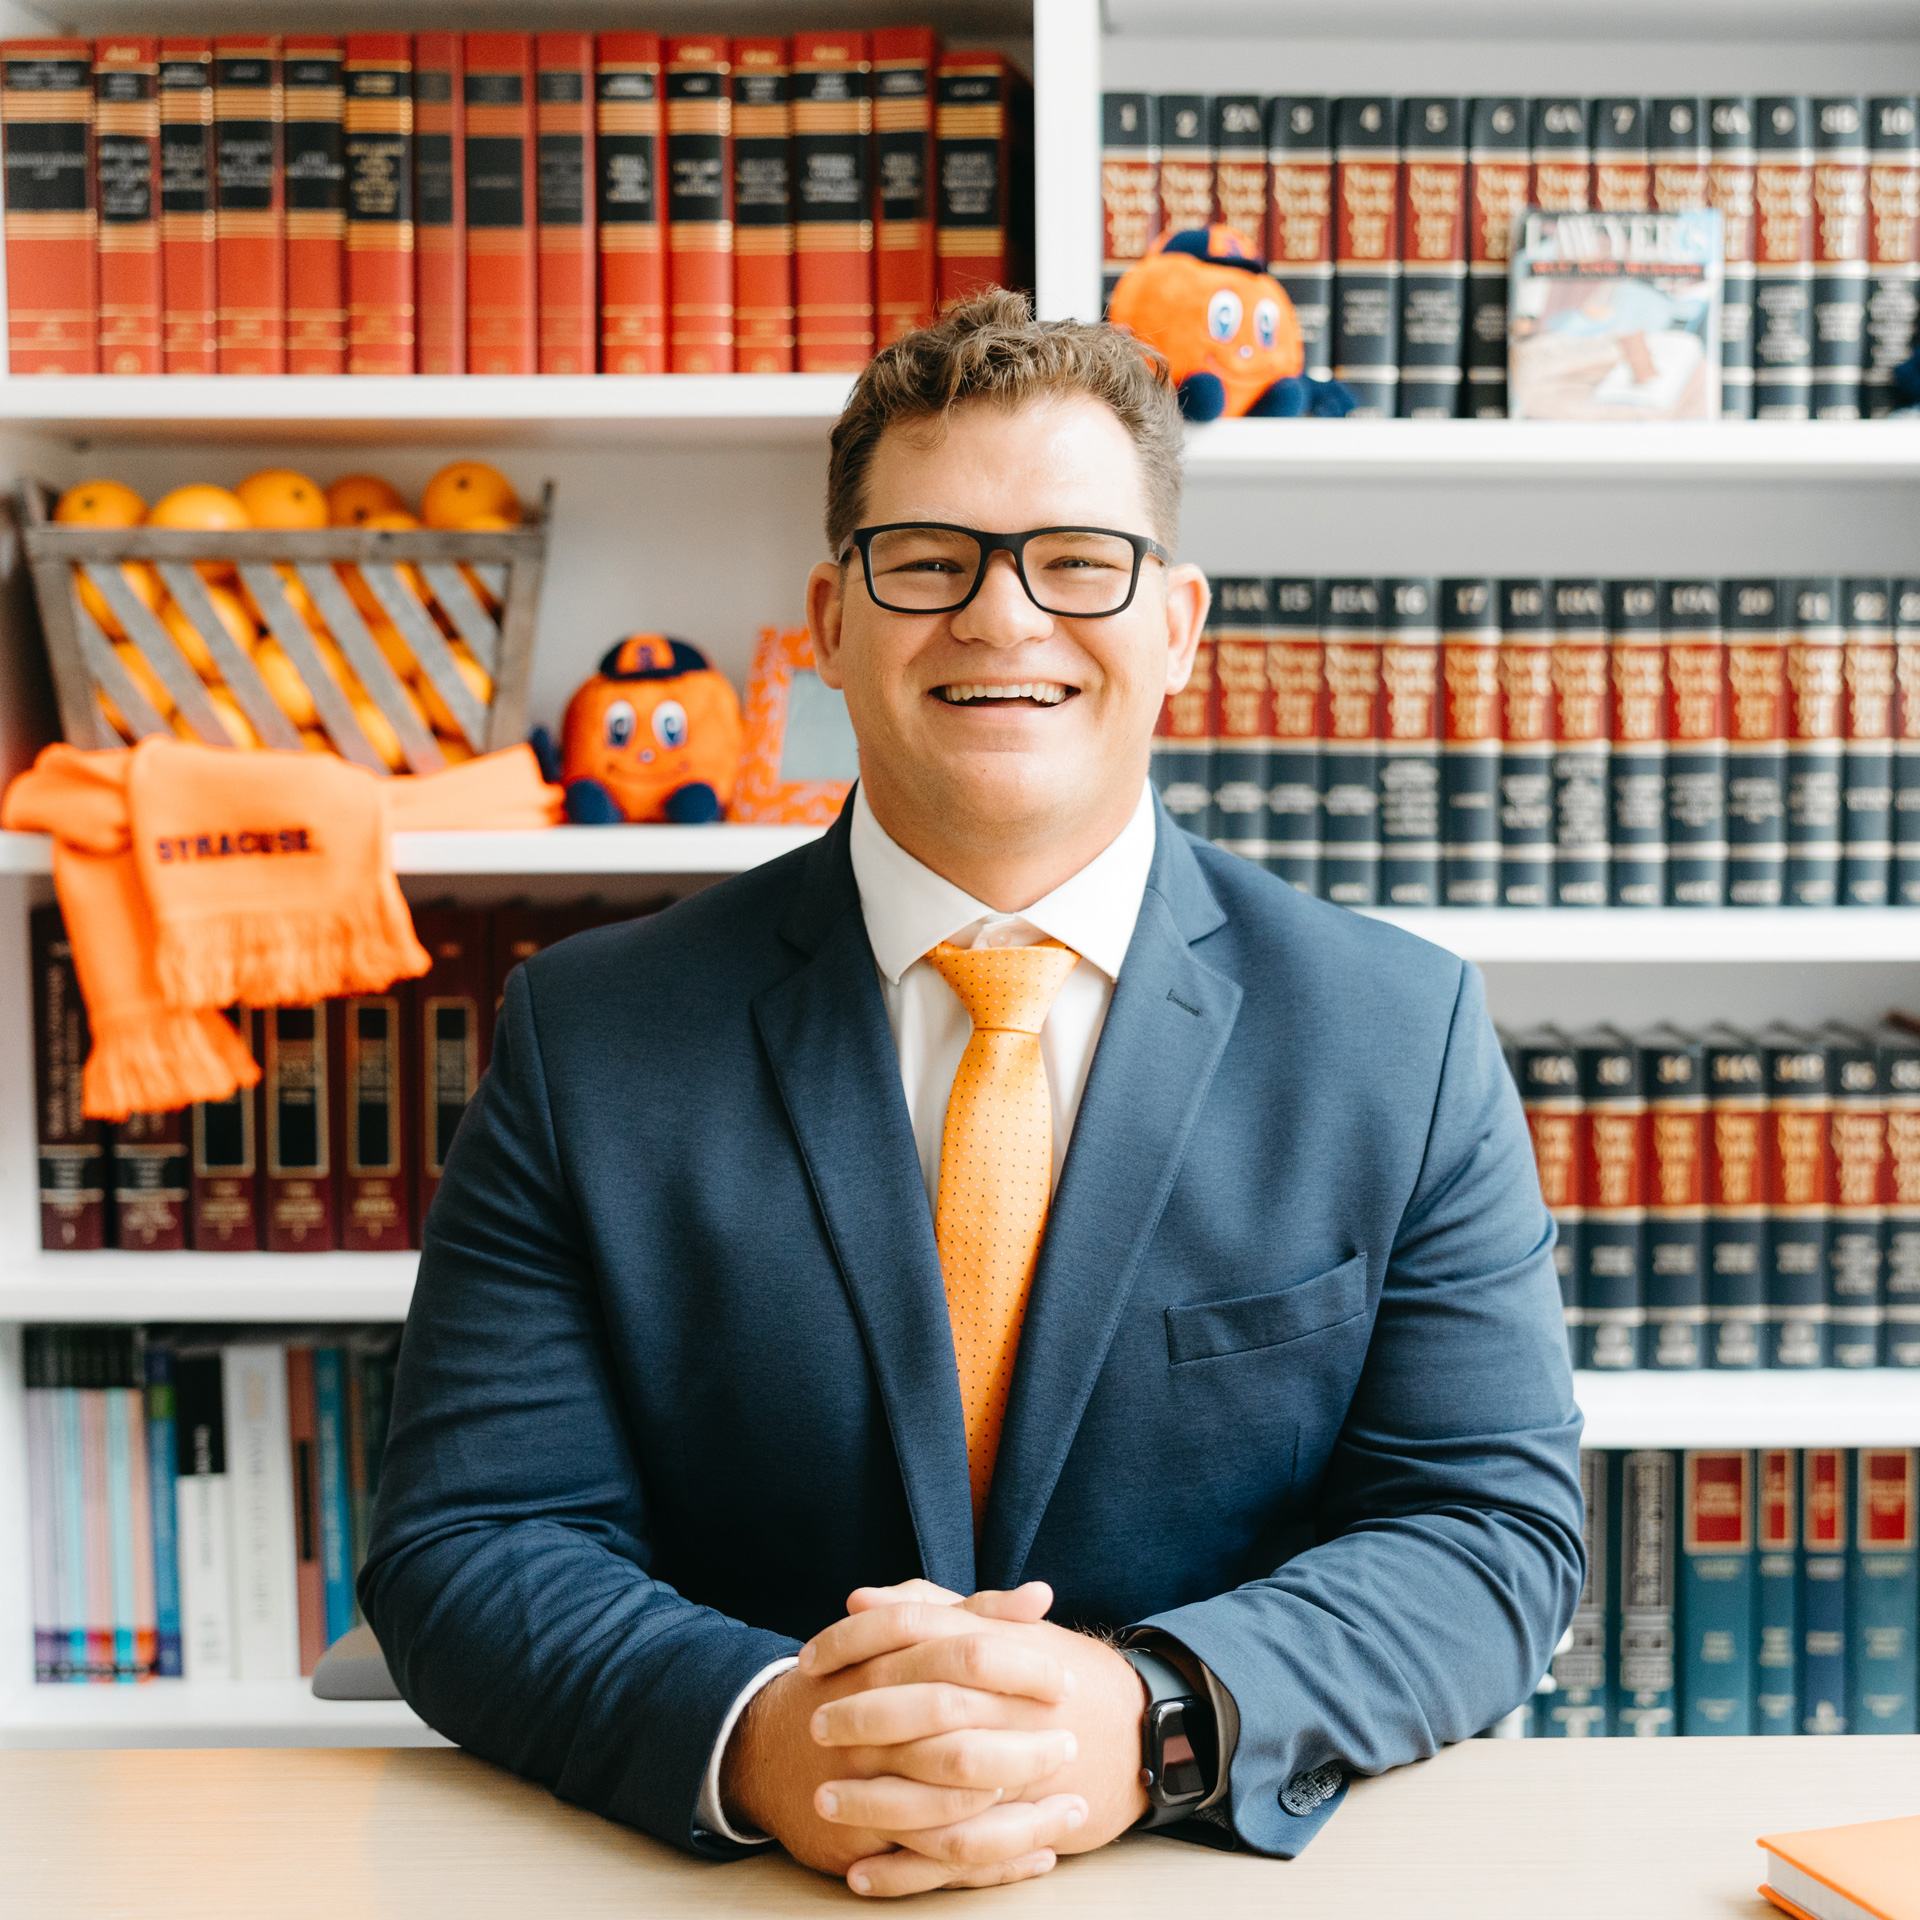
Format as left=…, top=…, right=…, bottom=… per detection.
left=1760, top=1814, right=1920, bottom=1920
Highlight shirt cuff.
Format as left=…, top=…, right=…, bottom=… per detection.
left=694, top=1655, right=799, bottom=1845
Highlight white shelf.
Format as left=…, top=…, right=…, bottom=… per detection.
left=1104, top=0, right=1920, bottom=35
left=1363, top=907, right=1920, bottom=964
left=0, top=1679, right=443, bottom=1750
left=1576, top=1368, right=1920, bottom=1449
left=0, top=1251, right=416, bottom=1324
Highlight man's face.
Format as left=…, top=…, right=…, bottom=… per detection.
left=809, top=394, right=1207, bottom=866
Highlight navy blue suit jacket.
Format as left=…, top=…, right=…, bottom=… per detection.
left=361, top=795, right=1585, bottom=1860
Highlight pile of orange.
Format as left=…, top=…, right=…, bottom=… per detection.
left=56, top=461, right=524, bottom=769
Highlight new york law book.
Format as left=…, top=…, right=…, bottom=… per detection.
left=283, top=36, right=344, bottom=376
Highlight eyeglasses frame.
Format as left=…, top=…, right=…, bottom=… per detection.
left=841, top=521, right=1173, bottom=619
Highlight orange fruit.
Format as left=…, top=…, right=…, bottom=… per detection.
left=413, top=641, right=493, bottom=735
left=351, top=696, right=406, bottom=770
left=299, top=727, right=332, bottom=754
left=252, top=640, right=319, bottom=728
left=147, top=483, right=250, bottom=582
left=97, top=690, right=138, bottom=741
left=236, top=467, right=327, bottom=530
left=434, top=733, right=475, bottom=764
left=342, top=511, right=428, bottom=621
left=366, top=615, right=416, bottom=679
left=54, top=479, right=146, bottom=526
left=421, top=460, right=521, bottom=529
left=326, top=473, right=408, bottom=527
left=112, top=642, right=174, bottom=719
left=451, top=509, right=518, bottom=611
left=187, top=688, right=260, bottom=751
left=74, top=560, right=163, bottom=641
left=160, top=583, right=253, bottom=677
left=238, top=563, right=324, bottom=636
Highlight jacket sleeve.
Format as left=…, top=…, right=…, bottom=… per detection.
left=1135, top=960, right=1586, bottom=1858
left=357, top=963, right=801, bottom=1858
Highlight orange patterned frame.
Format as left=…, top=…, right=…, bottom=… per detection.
left=730, top=625, right=859, bottom=824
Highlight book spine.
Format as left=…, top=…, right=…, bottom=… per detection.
left=730, top=37, right=792, bottom=372
left=1463, top=97, right=1528, bottom=417
left=1497, top=578, right=1554, bottom=908
left=1865, top=97, right=1920, bottom=416
left=665, top=35, right=733, bottom=373
left=1841, top=578, right=1895, bottom=906
left=344, top=33, right=413, bottom=376
left=286, top=1344, right=323, bottom=1677
left=412, top=32, right=462, bottom=375
left=1530, top=95, right=1592, bottom=213
left=214, top=34, right=284, bottom=374
left=283, top=36, right=345, bottom=375
left=173, top=1349, right=232, bottom=1680
left=1537, top=1448, right=1608, bottom=1734
left=80, top=1340, right=112, bottom=1679
left=1680, top=1449, right=1754, bottom=1732
left=1756, top=1446, right=1799, bottom=1729
left=2, top=39, right=99, bottom=373
left=1883, top=1025, right=1920, bottom=1369
left=1156, top=95, right=1212, bottom=231
left=536, top=31, right=594, bottom=375
left=1208, top=577, right=1272, bottom=864
left=1330, top=97, right=1400, bottom=416
left=935, top=51, right=1010, bottom=307
left=1755, top=96, right=1815, bottom=418
left=1267, top=97, right=1332, bottom=382
left=1265, top=575, right=1322, bottom=893
left=264, top=1002, right=337, bottom=1253
left=93, top=36, right=162, bottom=375
left=1100, top=91, right=1156, bottom=315
left=24, top=1334, right=56, bottom=1679
left=595, top=32, right=662, bottom=375
left=1785, top=576, right=1846, bottom=907
left=31, top=904, right=106, bottom=1250
left=1650, top=97, right=1710, bottom=213
left=1550, top=579, right=1610, bottom=908
left=1608, top=580, right=1668, bottom=906
left=57, top=1333, right=87, bottom=1678
left=1799, top=1447, right=1849, bottom=1731
left=874, top=29, right=936, bottom=342
left=103, top=1344, right=135, bottom=1678
left=1644, top=1033, right=1709, bottom=1370
left=464, top=32, right=536, bottom=376
left=110, top=1107, right=188, bottom=1250
left=1208, top=92, right=1264, bottom=258
left=1896, top=579, right=1920, bottom=904
left=1440, top=578, right=1502, bottom=905
left=1662, top=580, right=1728, bottom=906
left=1396, top=98, right=1465, bottom=420
left=314, top=1346, right=355, bottom=1648
left=1706, top=1029, right=1769, bottom=1368
left=793, top=31, right=871, bottom=373
left=1517, top=1028, right=1584, bottom=1359
left=1151, top=637, right=1213, bottom=843
left=191, top=1007, right=259, bottom=1251
left=144, top=1344, right=182, bottom=1677
left=1711, top=98, right=1759, bottom=418
left=1578, top=1028, right=1646, bottom=1371
left=1826, top=1026, right=1886, bottom=1369
left=1812, top=96, right=1870, bottom=418
left=1849, top=1447, right=1918, bottom=1732
left=1724, top=577, right=1789, bottom=906
left=1613, top=1449, right=1678, bottom=1734
left=1591, top=97, right=1650, bottom=211
left=1378, top=576, right=1441, bottom=905
left=125, top=1342, right=155, bottom=1679
left=157, top=40, right=216, bottom=375
left=415, top=909, right=488, bottom=1227
left=1319, top=576, right=1383, bottom=905
left=338, top=992, right=412, bottom=1251
left=224, top=1342, right=299, bottom=1681
left=1765, top=1028, right=1832, bottom=1368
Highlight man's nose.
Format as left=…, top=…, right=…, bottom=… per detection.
left=952, top=548, right=1052, bottom=646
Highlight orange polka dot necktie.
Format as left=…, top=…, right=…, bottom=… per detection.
left=924, top=937, right=1081, bottom=1530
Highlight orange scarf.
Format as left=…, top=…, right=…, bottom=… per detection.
left=3, top=739, right=562, bottom=1119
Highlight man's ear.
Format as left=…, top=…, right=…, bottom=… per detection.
left=1162, top=563, right=1210, bottom=697
left=807, top=560, right=849, bottom=690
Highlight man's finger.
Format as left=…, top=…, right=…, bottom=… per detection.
left=961, top=1581, right=1053, bottom=1622
left=847, top=1846, right=1057, bottom=1900
left=814, top=1776, right=1004, bottom=1830
left=811, top=1678, right=1057, bottom=1749
left=843, top=1794, right=1085, bottom=1897
left=833, top=1630, right=1076, bottom=1706
left=801, top=1603, right=1073, bottom=1694
left=845, top=1579, right=964, bottom=1613
left=831, top=1726, right=1077, bottom=1791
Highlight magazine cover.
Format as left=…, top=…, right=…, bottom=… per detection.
left=1508, top=208, right=1724, bottom=420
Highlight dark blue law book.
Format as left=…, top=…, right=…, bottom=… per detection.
left=143, top=1342, right=183, bottom=1679
left=1439, top=577, right=1501, bottom=905
left=1151, top=633, right=1214, bottom=842
left=1535, top=1448, right=1610, bottom=1736
left=1395, top=98, right=1466, bottom=419
left=1638, top=1025, right=1707, bottom=1369
left=1550, top=579, right=1609, bottom=907
left=1266, top=98, right=1333, bottom=382
left=1820, top=1022, right=1885, bottom=1370
left=1897, top=580, right=1920, bottom=904
left=1265, top=577, right=1322, bottom=893
left=1878, top=1021, right=1920, bottom=1369
left=1319, top=577, right=1382, bottom=906
left=1784, top=576, right=1845, bottom=907
left=1849, top=1447, right=1918, bottom=1733
left=1514, top=1024, right=1583, bottom=1359
left=1462, top=97, right=1527, bottom=418
left=1841, top=577, right=1894, bottom=906
left=1723, top=578, right=1788, bottom=906
left=1712, top=98, right=1759, bottom=419
left=1811, top=97, right=1870, bottom=419
left=1607, top=579, right=1666, bottom=907
left=1756, top=1447, right=1800, bottom=1733
left=1378, top=576, right=1441, bottom=906
left=1704, top=1025, right=1768, bottom=1370
left=1760, top=1024, right=1833, bottom=1368
left=1497, top=578, right=1553, bottom=908
left=1799, top=1447, right=1850, bottom=1733
left=1679, top=1449, right=1755, bottom=1734
left=1662, top=581, right=1727, bottom=906
left=1207, top=576, right=1273, bottom=864
left=1610, top=1449, right=1678, bottom=1735
left=1865, top=99, right=1920, bottom=416
left=1329, top=97, right=1401, bottom=416
left=1754, top=97, right=1816, bottom=420
left=1573, top=1025, right=1645, bottom=1371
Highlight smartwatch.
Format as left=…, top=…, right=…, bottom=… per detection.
left=1119, top=1644, right=1218, bottom=1828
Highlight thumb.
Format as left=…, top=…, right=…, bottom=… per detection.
left=846, top=1578, right=966, bottom=1613
left=963, top=1581, right=1053, bottom=1623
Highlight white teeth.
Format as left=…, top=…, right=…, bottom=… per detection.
left=937, top=682, right=1071, bottom=705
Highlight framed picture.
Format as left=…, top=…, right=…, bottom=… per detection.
left=731, top=625, right=861, bottom=824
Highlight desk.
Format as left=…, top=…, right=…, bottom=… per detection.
left=6, top=1736, right=1917, bottom=1917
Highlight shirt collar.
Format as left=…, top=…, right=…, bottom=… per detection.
left=850, top=780, right=1158, bottom=987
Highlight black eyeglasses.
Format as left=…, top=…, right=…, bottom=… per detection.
left=842, top=522, right=1172, bottom=618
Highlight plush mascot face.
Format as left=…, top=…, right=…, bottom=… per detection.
left=560, top=635, right=746, bottom=822
left=1106, top=225, right=1304, bottom=417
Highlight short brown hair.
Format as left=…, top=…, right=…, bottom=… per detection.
left=823, top=289, right=1185, bottom=557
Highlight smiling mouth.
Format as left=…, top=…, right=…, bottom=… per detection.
left=932, top=681, right=1077, bottom=707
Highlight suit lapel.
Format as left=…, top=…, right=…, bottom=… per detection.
left=752, top=812, right=976, bottom=1594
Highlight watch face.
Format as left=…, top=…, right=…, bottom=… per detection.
left=1147, top=1699, right=1210, bottom=1804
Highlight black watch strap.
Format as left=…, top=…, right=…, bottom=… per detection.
left=1120, top=1645, right=1218, bottom=1829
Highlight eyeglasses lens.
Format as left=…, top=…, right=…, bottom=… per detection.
left=865, top=527, right=1140, bottom=615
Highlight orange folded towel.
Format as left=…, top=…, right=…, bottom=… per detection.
left=3, top=738, right=562, bottom=1120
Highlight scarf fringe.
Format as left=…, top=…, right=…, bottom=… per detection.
left=156, top=896, right=431, bottom=1011
left=83, top=1005, right=261, bottom=1123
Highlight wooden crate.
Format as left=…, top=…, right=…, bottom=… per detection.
left=19, top=479, right=552, bottom=775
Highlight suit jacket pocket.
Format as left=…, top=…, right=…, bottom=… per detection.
left=1164, top=1253, right=1370, bottom=1366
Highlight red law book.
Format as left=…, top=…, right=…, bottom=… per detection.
left=191, top=1009, right=261, bottom=1251
left=264, top=1001, right=338, bottom=1252
left=731, top=36, right=793, bottom=372
left=792, top=30, right=872, bottom=372
left=413, top=908, right=488, bottom=1228
left=343, top=34, right=413, bottom=375
left=336, top=991, right=414, bottom=1251
left=157, top=40, right=216, bottom=375
left=596, top=33, right=664, bottom=374
left=214, top=35, right=284, bottom=373
left=873, top=27, right=937, bottom=345
left=463, top=32, right=536, bottom=376
left=1530, top=96, right=1591, bottom=212
left=1211, top=95, right=1267, bottom=258
left=31, top=904, right=105, bottom=1249
left=285, top=1345, right=326, bottom=1677
left=93, top=37, right=162, bottom=374
left=936, top=49, right=1017, bottom=304
left=112, top=1109, right=189, bottom=1250
left=1590, top=97, right=1650, bottom=212
left=536, top=32, right=595, bottom=374
left=413, top=32, right=463, bottom=375
left=2, top=40, right=99, bottom=373
left=283, top=37, right=344, bottom=375
left=665, top=35, right=733, bottom=373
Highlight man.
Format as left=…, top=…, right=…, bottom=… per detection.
left=362, top=293, right=1584, bottom=1899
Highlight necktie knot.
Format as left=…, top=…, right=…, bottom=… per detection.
left=925, top=938, right=1080, bottom=1036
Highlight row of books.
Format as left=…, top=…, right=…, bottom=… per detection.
left=1504, top=1018, right=1920, bottom=1373
left=1531, top=1449, right=1917, bottom=1738
left=0, top=31, right=1029, bottom=378
left=32, top=897, right=661, bottom=1252
left=23, top=1324, right=400, bottom=1682
left=1152, top=574, right=1920, bottom=910
left=1102, top=92, right=1920, bottom=418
